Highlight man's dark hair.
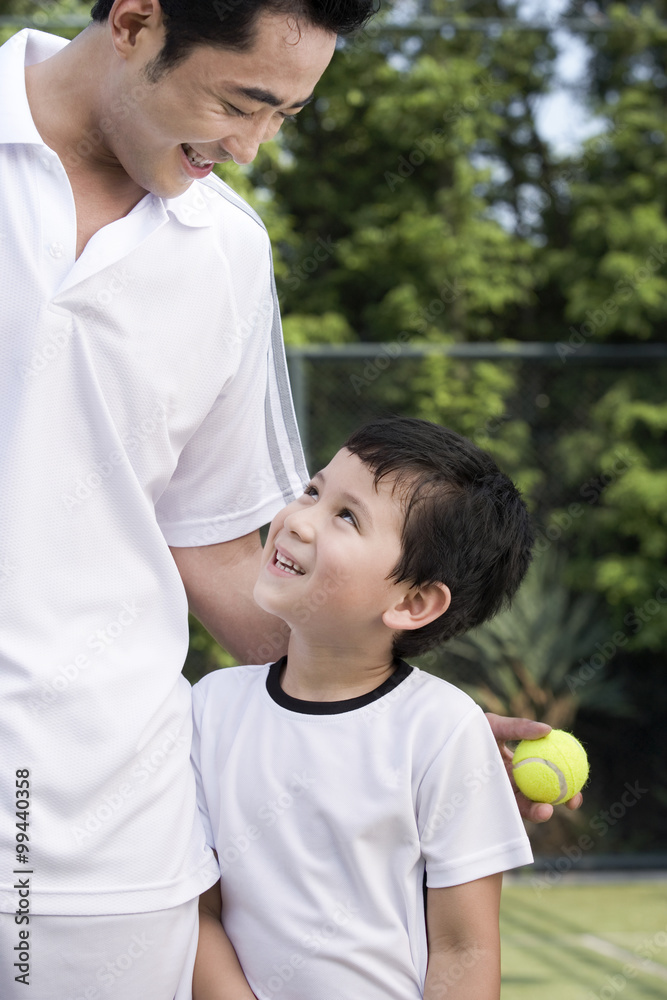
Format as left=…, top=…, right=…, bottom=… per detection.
left=344, top=417, right=534, bottom=658
left=90, top=0, right=377, bottom=77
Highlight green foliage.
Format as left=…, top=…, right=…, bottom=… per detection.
left=422, top=550, right=634, bottom=728
left=182, top=614, right=237, bottom=686
left=236, top=0, right=667, bottom=658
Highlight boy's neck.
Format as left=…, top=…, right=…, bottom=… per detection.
left=280, top=632, right=399, bottom=702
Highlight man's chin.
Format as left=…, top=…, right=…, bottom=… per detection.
left=127, top=170, right=193, bottom=201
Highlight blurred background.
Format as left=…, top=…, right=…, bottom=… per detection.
left=5, top=1, right=665, bottom=994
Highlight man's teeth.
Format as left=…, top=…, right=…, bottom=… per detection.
left=276, top=553, right=305, bottom=575
left=183, top=143, right=214, bottom=168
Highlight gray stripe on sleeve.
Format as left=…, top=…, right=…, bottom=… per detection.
left=266, top=253, right=309, bottom=493
left=202, top=174, right=309, bottom=497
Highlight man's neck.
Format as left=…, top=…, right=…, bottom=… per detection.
left=24, top=27, right=149, bottom=258
left=24, top=26, right=146, bottom=201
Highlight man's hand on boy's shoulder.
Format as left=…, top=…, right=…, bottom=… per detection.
left=485, top=714, right=584, bottom=823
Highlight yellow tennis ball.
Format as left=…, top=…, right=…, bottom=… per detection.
left=512, top=730, right=589, bottom=805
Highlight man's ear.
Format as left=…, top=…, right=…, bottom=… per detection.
left=382, top=582, right=451, bottom=633
left=109, top=0, right=162, bottom=55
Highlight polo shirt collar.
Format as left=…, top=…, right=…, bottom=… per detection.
left=0, top=28, right=213, bottom=228
left=163, top=183, right=214, bottom=228
left=0, top=28, right=68, bottom=145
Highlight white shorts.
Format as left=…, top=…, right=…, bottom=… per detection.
left=0, top=897, right=198, bottom=1000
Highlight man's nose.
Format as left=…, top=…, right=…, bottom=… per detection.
left=224, top=119, right=268, bottom=165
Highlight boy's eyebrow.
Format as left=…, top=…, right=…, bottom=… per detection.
left=312, top=471, right=372, bottom=523
left=230, top=85, right=314, bottom=109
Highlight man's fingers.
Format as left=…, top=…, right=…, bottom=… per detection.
left=517, top=790, right=583, bottom=822
left=485, top=712, right=552, bottom=745
left=486, top=714, right=585, bottom=821
left=520, top=798, right=554, bottom=823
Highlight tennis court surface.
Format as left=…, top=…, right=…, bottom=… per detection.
left=500, top=875, right=667, bottom=999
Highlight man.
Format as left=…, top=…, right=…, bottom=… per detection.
left=0, top=2, right=579, bottom=997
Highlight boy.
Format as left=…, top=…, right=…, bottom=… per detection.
left=191, top=417, right=535, bottom=1000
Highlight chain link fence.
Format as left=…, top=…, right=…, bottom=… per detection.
left=286, top=342, right=667, bottom=520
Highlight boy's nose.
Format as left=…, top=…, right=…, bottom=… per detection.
left=283, top=506, right=315, bottom=542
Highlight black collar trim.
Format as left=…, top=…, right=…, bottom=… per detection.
left=265, top=656, right=413, bottom=715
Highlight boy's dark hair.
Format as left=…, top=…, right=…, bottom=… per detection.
left=90, top=0, right=377, bottom=77
left=344, top=417, right=534, bottom=658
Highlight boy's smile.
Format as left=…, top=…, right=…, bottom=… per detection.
left=270, top=546, right=306, bottom=576
left=254, top=449, right=409, bottom=644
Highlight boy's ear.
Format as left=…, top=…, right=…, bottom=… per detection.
left=382, top=582, right=451, bottom=633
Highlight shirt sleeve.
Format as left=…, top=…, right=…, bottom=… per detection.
left=155, top=242, right=308, bottom=547
left=417, top=705, right=533, bottom=888
left=191, top=680, right=216, bottom=851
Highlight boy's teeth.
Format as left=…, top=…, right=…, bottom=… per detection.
left=276, top=553, right=304, bottom=575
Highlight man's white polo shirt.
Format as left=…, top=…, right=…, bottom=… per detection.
left=0, top=29, right=307, bottom=915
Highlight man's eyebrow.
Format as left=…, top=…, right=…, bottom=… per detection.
left=312, top=471, right=372, bottom=523
left=231, top=86, right=314, bottom=109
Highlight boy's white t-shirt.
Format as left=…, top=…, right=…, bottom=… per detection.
left=192, top=660, right=533, bottom=1000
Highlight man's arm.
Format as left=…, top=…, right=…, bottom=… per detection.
left=424, top=874, right=503, bottom=1000
left=193, top=881, right=257, bottom=1000
left=170, top=531, right=289, bottom=664
left=485, top=714, right=584, bottom=823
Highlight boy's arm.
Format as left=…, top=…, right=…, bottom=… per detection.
left=423, top=873, right=503, bottom=1000
left=193, top=881, right=257, bottom=1000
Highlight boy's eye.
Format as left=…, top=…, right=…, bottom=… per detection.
left=303, top=484, right=318, bottom=499
left=339, top=509, right=357, bottom=527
